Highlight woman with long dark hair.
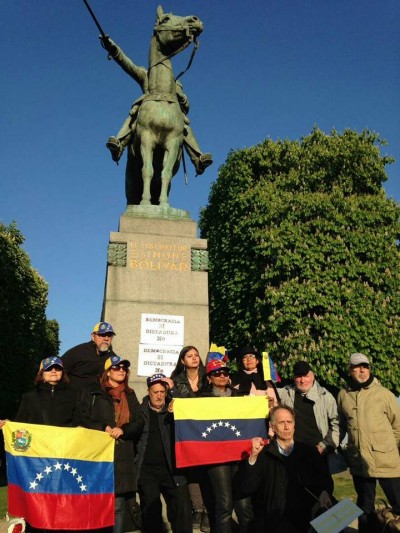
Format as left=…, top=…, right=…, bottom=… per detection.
left=171, top=346, right=209, bottom=531
left=171, top=345, right=208, bottom=397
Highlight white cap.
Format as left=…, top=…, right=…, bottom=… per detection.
left=349, top=353, right=370, bottom=366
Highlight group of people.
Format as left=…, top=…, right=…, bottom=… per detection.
left=1, top=321, right=400, bottom=533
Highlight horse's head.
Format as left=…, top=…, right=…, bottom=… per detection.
left=154, top=5, right=203, bottom=56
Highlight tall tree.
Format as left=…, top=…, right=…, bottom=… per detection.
left=200, top=128, right=400, bottom=393
left=0, top=222, right=59, bottom=416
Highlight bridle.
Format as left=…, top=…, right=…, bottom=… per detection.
left=150, top=21, right=200, bottom=80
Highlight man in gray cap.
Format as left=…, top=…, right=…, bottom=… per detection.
left=279, top=361, right=339, bottom=492
left=338, top=353, right=400, bottom=532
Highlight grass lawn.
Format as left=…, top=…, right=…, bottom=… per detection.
left=333, top=470, right=385, bottom=502
left=0, top=487, right=6, bottom=519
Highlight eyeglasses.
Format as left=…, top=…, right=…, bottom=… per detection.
left=94, top=333, right=114, bottom=338
left=242, top=354, right=256, bottom=360
left=44, top=365, right=63, bottom=372
left=110, top=364, right=128, bottom=372
left=211, top=370, right=229, bottom=377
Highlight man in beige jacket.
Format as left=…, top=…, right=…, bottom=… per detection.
left=338, top=353, right=400, bottom=532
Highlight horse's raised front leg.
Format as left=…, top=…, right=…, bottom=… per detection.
left=139, top=133, right=155, bottom=206
left=159, top=138, right=182, bottom=206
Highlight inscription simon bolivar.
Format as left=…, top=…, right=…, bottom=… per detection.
left=130, top=241, right=190, bottom=272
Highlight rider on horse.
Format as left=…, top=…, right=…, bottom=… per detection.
left=101, top=36, right=213, bottom=176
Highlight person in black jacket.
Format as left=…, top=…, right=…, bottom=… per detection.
left=62, top=322, right=117, bottom=391
left=170, top=346, right=209, bottom=531
left=79, top=355, right=144, bottom=533
left=230, top=345, right=279, bottom=403
left=0, top=356, right=80, bottom=533
left=9, top=356, right=80, bottom=427
left=239, top=405, right=333, bottom=533
left=136, top=373, right=192, bottom=533
left=200, top=358, right=254, bottom=533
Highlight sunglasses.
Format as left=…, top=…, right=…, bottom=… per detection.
left=110, top=364, right=128, bottom=371
left=44, top=365, right=63, bottom=372
left=95, top=333, right=114, bottom=338
left=211, top=370, right=229, bottom=377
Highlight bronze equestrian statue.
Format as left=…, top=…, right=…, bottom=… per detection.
left=100, top=6, right=212, bottom=206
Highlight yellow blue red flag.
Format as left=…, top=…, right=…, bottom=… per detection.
left=262, top=352, right=280, bottom=382
left=3, top=421, right=115, bottom=530
left=174, top=397, right=268, bottom=468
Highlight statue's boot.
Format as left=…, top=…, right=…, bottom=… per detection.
left=195, top=153, right=213, bottom=175
left=106, top=136, right=123, bottom=163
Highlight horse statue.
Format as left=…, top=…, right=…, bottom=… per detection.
left=101, top=6, right=211, bottom=207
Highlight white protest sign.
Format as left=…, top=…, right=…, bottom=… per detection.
left=310, top=498, right=363, bottom=533
left=140, top=313, right=184, bottom=345
left=137, top=344, right=181, bottom=377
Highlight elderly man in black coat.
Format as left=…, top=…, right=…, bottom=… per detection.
left=239, top=405, right=333, bottom=533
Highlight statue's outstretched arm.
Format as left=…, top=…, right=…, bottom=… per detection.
left=101, top=36, right=147, bottom=90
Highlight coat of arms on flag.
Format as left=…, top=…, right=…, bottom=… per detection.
left=3, top=421, right=115, bottom=530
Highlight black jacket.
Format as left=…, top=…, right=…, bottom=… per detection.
left=136, top=397, right=187, bottom=487
left=62, top=341, right=116, bottom=391
left=79, top=383, right=144, bottom=494
left=15, top=381, right=80, bottom=427
left=239, top=440, right=331, bottom=533
left=171, top=367, right=208, bottom=398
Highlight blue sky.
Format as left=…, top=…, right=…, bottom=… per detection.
left=1, top=1, right=399, bottom=354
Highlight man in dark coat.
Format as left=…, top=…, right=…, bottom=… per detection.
left=62, top=322, right=117, bottom=391
left=136, top=374, right=192, bottom=533
left=240, top=405, right=333, bottom=533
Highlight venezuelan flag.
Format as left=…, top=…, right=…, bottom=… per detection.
left=174, top=397, right=268, bottom=468
left=262, top=352, right=280, bottom=382
left=3, top=421, right=115, bottom=530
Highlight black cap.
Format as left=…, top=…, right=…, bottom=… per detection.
left=293, top=361, right=312, bottom=377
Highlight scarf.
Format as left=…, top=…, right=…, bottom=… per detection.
left=106, top=382, right=130, bottom=427
left=212, top=385, right=232, bottom=397
left=347, top=374, right=374, bottom=391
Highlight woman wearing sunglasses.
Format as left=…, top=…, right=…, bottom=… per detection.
left=80, top=355, right=144, bottom=533
left=200, top=358, right=254, bottom=533
left=0, top=356, right=80, bottom=428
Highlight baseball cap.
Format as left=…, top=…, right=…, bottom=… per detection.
left=206, top=359, right=229, bottom=375
left=104, top=355, right=130, bottom=370
left=92, top=322, right=115, bottom=335
left=147, top=373, right=167, bottom=387
left=40, top=356, right=63, bottom=371
left=293, top=361, right=312, bottom=377
left=349, top=353, right=370, bottom=367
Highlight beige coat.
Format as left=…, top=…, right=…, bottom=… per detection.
left=337, top=378, right=400, bottom=478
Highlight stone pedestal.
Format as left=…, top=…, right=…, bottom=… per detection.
left=102, top=206, right=209, bottom=399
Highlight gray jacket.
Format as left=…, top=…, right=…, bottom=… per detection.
left=279, top=380, right=339, bottom=451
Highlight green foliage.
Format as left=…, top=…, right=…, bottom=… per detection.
left=200, top=128, right=400, bottom=393
left=0, top=222, right=60, bottom=417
